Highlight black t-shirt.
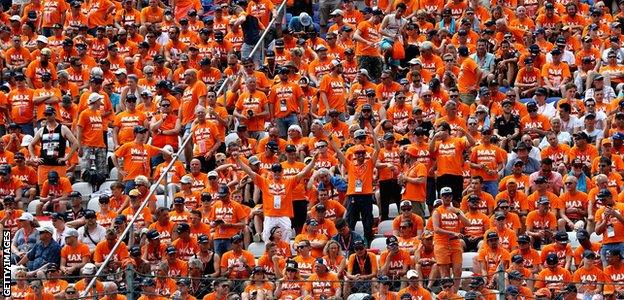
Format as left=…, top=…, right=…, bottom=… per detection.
left=241, top=15, right=261, bottom=45
left=493, top=114, right=520, bottom=138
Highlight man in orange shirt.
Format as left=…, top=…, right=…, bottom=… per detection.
left=353, top=8, right=383, bottom=81
left=269, top=67, right=305, bottom=138
left=430, top=121, right=475, bottom=204
left=234, top=148, right=317, bottom=243
left=76, top=93, right=108, bottom=174
left=7, top=73, right=35, bottom=136
left=457, top=45, right=483, bottom=105
left=595, top=188, right=624, bottom=263
left=328, top=128, right=379, bottom=244
left=113, top=126, right=170, bottom=193
left=432, top=186, right=471, bottom=291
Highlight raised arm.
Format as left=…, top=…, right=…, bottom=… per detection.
left=232, top=151, right=258, bottom=181
left=295, top=151, right=319, bottom=181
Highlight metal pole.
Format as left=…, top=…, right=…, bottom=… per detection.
left=248, top=0, right=288, bottom=60
left=125, top=265, right=135, bottom=300
left=497, top=262, right=505, bottom=300
left=81, top=78, right=231, bottom=297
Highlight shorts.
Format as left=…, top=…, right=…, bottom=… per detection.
left=434, top=240, right=462, bottom=265
left=37, top=165, right=66, bottom=186
left=262, top=216, right=292, bottom=242
left=409, top=201, right=427, bottom=219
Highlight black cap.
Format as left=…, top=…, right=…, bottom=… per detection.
left=146, top=229, right=160, bottom=239
left=508, top=269, right=523, bottom=279
left=84, top=209, right=96, bottom=219
left=285, top=259, right=298, bottom=271
left=166, top=245, right=177, bottom=254
left=130, top=246, right=141, bottom=256
left=176, top=222, right=190, bottom=233
left=511, top=254, right=524, bottom=264
left=217, top=184, right=230, bottom=197
left=486, top=231, right=499, bottom=241
left=535, top=176, right=547, bottom=184
left=267, top=141, right=279, bottom=150
left=173, top=196, right=185, bottom=204
left=583, top=250, right=597, bottom=259
left=198, top=234, right=210, bottom=244
left=467, top=194, right=480, bottom=203
left=114, top=214, right=127, bottom=224
left=386, top=235, right=399, bottom=245
left=555, top=231, right=569, bottom=243
left=285, top=144, right=296, bottom=152
left=44, top=106, right=55, bottom=115
left=506, top=285, right=519, bottom=296
left=518, top=235, right=530, bottom=243
left=354, top=240, right=365, bottom=249
left=68, top=191, right=82, bottom=198
left=270, top=163, right=283, bottom=172
left=546, top=253, right=559, bottom=265
left=494, top=211, right=506, bottom=220
left=231, top=233, right=243, bottom=242
left=134, top=125, right=148, bottom=134
left=576, top=229, right=589, bottom=241
left=469, top=276, right=486, bottom=288
left=48, top=170, right=59, bottom=182
left=142, top=278, right=156, bottom=287
left=598, top=188, right=612, bottom=199
left=51, top=212, right=68, bottom=222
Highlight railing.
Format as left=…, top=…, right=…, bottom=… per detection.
left=84, top=2, right=286, bottom=298
left=248, top=0, right=288, bottom=60
left=81, top=78, right=232, bottom=299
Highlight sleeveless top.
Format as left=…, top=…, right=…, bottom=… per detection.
left=40, top=123, right=67, bottom=166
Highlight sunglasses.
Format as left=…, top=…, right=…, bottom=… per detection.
left=161, top=104, right=170, bottom=107
left=401, top=208, right=411, bottom=211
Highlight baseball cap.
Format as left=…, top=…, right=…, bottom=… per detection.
left=386, top=235, right=399, bottom=246
left=555, top=231, right=569, bottom=243
left=440, top=187, right=452, bottom=195
left=546, top=253, right=559, bottom=265
left=406, top=270, right=419, bottom=279
left=576, top=229, right=589, bottom=241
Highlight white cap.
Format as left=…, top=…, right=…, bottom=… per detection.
left=20, top=135, right=33, bottom=147
left=330, top=9, right=344, bottom=16
left=90, top=67, right=104, bottom=77
left=88, top=93, right=104, bottom=104
left=163, top=145, right=174, bottom=153
left=331, top=59, right=342, bottom=67
left=9, top=15, right=20, bottom=21
left=207, top=171, right=218, bottom=178
left=82, top=263, right=96, bottom=275
left=440, top=187, right=453, bottom=195
left=408, top=58, right=422, bottom=65
left=288, top=124, right=302, bottom=133
left=140, top=89, right=152, bottom=97
left=180, top=175, right=193, bottom=184
left=36, top=35, right=48, bottom=44
left=406, top=270, right=419, bottom=279
left=17, top=212, right=34, bottom=222
left=37, top=225, right=55, bottom=234
left=64, top=228, right=79, bottom=238
left=114, top=68, right=127, bottom=75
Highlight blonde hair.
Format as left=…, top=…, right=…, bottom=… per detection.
left=323, top=240, right=341, bottom=257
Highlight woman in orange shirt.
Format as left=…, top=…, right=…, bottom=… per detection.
left=242, top=267, right=274, bottom=300
left=322, top=240, right=346, bottom=277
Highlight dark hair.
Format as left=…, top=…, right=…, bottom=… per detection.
left=335, top=218, right=347, bottom=229
left=471, top=176, right=484, bottom=183
left=558, top=102, right=571, bottom=112
left=396, top=2, right=407, bottom=10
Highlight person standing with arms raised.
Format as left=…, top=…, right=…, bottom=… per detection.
left=233, top=149, right=318, bottom=243
left=327, top=128, right=380, bottom=245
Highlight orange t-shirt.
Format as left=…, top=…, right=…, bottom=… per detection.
left=208, top=200, right=248, bottom=239
left=402, top=162, right=427, bottom=202
left=318, top=73, right=347, bottom=115
left=114, top=142, right=160, bottom=181
left=268, top=82, right=304, bottom=118
left=434, top=137, right=467, bottom=176
left=457, top=57, right=480, bottom=94
left=77, top=109, right=106, bottom=148
left=355, top=20, right=381, bottom=57
left=235, top=90, right=268, bottom=132
left=345, top=159, right=375, bottom=195
left=191, top=121, right=221, bottom=157
left=433, top=205, right=463, bottom=245
left=305, top=272, right=341, bottom=300
left=7, top=87, right=35, bottom=124
left=60, top=242, right=91, bottom=268
left=180, top=80, right=208, bottom=125
left=478, top=245, right=511, bottom=276
left=220, top=250, right=256, bottom=279
left=113, top=111, right=147, bottom=144
left=470, top=144, right=506, bottom=181
left=595, top=203, right=624, bottom=244
left=525, top=211, right=557, bottom=231
left=254, top=175, right=299, bottom=218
